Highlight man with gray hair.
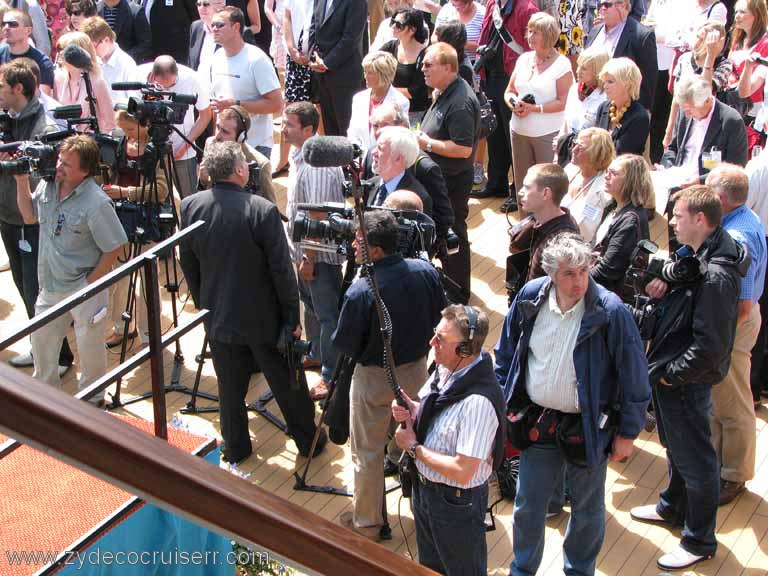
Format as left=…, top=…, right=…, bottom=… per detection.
left=662, top=76, right=748, bottom=186
left=370, top=126, right=433, bottom=215
left=495, top=233, right=650, bottom=576
left=179, top=140, right=326, bottom=464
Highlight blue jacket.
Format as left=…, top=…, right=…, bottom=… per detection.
left=494, top=276, right=650, bottom=467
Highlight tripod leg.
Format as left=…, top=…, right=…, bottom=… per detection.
left=184, top=335, right=209, bottom=412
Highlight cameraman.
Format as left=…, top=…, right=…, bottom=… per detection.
left=14, top=135, right=128, bottom=403
left=0, top=60, right=74, bottom=374
left=199, top=106, right=276, bottom=205
left=179, top=141, right=325, bottom=464
left=332, top=209, right=446, bottom=540
left=630, top=186, right=747, bottom=571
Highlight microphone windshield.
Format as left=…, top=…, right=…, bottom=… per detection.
left=63, top=44, right=93, bottom=70
left=111, top=81, right=149, bottom=91
left=302, top=136, right=355, bottom=167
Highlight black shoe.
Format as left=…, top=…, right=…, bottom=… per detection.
left=719, top=479, right=746, bottom=506
left=499, top=197, right=518, bottom=213
left=222, top=448, right=253, bottom=465
left=384, top=457, right=399, bottom=477
left=470, top=186, right=508, bottom=199
left=298, top=427, right=328, bottom=458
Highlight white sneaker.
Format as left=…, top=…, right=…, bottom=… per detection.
left=630, top=504, right=670, bottom=524
left=657, top=544, right=711, bottom=570
left=58, top=364, right=72, bottom=378
left=473, top=162, right=484, bottom=185
left=9, top=352, right=34, bottom=367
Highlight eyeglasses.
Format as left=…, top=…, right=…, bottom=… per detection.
left=598, top=1, right=616, bottom=8
left=1, top=21, right=20, bottom=28
left=389, top=20, right=406, bottom=30
left=67, top=9, right=82, bottom=16
left=197, top=1, right=210, bottom=5
left=210, top=21, right=229, bottom=29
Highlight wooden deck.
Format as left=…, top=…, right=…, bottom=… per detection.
left=1, top=173, right=767, bottom=576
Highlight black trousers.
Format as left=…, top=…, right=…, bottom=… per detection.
left=315, top=74, right=357, bottom=136
left=0, top=221, right=73, bottom=365
left=484, top=71, right=513, bottom=195
left=650, top=70, right=672, bottom=164
left=441, top=168, right=474, bottom=304
left=750, top=244, right=768, bottom=400
left=209, top=338, right=318, bottom=462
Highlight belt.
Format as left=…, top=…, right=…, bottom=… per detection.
left=416, top=472, right=480, bottom=497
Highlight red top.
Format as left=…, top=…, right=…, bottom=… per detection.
left=478, top=0, right=539, bottom=79
left=730, top=33, right=768, bottom=103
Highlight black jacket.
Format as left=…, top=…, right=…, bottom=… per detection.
left=373, top=169, right=433, bottom=216
left=188, top=19, right=207, bottom=72
left=142, top=0, right=199, bottom=65
left=585, top=16, right=658, bottom=110
left=179, top=182, right=300, bottom=344
left=508, top=209, right=580, bottom=282
left=98, top=0, right=152, bottom=64
left=661, top=99, right=749, bottom=173
left=647, top=226, right=748, bottom=387
left=595, top=99, right=650, bottom=156
left=308, top=0, right=366, bottom=86
left=592, top=203, right=649, bottom=297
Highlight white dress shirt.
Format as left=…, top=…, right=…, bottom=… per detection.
left=681, top=98, right=716, bottom=177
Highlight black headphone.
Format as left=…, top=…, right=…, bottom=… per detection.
left=229, top=105, right=250, bottom=143
left=455, top=305, right=478, bottom=358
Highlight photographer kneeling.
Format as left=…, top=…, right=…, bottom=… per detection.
left=0, top=59, right=74, bottom=373
left=179, top=141, right=325, bottom=464
left=332, top=209, right=446, bottom=541
left=630, top=186, right=748, bottom=571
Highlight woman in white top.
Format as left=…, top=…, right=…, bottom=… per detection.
left=562, top=127, right=614, bottom=243
left=505, top=12, right=573, bottom=201
left=347, top=51, right=410, bottom=154
left=555, top=45, right=609, bottom=163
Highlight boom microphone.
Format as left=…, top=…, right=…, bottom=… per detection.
left=302, top=135, right=356, bottom=167
left=111, top=82, right=151, bottom=91
left=63, top=44, right=93, bottom=70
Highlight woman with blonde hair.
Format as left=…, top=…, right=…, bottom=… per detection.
left=562, top=127, right=614, bottom=244
left=594, top=57, right=649, bottom=155
left=54, top=31, right=115, bottom=131
left=347, top=51, right=410, bottom=153
left=592, top=154, right=652, bottom=300
left=505, top=11, right=573, bottom=209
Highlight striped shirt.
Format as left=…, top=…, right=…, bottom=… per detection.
left=525, top=287, right=584, bottom=413
left=434, top=3, right=486, bottom=61
left=285, top=146, right=346, bottom=266
left=722, top=204, right=767, bottom=303
left=416, top=356, right=499, bottom=489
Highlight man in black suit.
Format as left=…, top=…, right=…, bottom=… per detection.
left=141, top=0, right=199, bottom=65
left=179, top=141, right=326, bottom=464
left=662, top=76, right=749, bottom=181
left=308, top=0, right=367, bottom=136
left=97, top=0, right=152, bottom=63
left=585, top=0, right=657, bottom=110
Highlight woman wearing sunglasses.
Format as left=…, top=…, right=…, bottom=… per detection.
left=381, top=7, right=430, bottom=126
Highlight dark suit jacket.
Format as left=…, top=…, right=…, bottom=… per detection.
left=390, top=169, right=433, bottom=216
left=595, top=99, right=650, bottom=156
left=143, top=0, right=199, bottom=65
left=98, top=0, right=152, bottom=64
left=179, top=182, right=300, bottom=344
left=308, top=0, right=366, bottom=86
left=188, top=19, right=207, bottom=71
left=586, top=16, right=658, bottom=110
left=661, top=99, right=749, bottom=172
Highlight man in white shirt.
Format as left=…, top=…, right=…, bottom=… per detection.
left=134, top=56, right=213, bottom=198
left=82, top=16, right=137, bottom=105
left=208, top=6, right=283, bottom=158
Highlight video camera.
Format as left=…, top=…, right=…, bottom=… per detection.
left=119, top=83, right=197, bottom=127
left=245, top=161, right=261, bottom=196
left=292, top=203, right=455, bottom=259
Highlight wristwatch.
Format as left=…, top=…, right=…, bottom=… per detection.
left=235, top=99, right=241, bottom=106
left=425, top=140, right=433, bottom=153
left=407, top=441, right=420, bottom=459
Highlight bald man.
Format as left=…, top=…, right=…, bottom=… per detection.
left=383, top=189, right=424, bottom=212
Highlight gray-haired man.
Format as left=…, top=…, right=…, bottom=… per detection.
left=495, top=233, right=650, bottom=576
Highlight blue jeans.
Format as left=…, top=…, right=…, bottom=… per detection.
left=653, top=382, right=719, bottom=557
left=298, top=262, right=342, bottom=382
left=511, top=443, right=608, bottom=576
left=412, top=478, right=488, bottom=576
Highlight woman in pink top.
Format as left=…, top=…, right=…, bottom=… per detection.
left=54, top=31, right=115, bottom=132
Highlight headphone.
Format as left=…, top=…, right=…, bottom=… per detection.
left=229, top=105, right=250, bottom=143
left=455, top=305, right=478, bottom=358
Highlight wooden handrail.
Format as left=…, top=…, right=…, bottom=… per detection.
left=0, top=363, right=437, bottom=576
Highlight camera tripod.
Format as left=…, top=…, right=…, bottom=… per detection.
left=107, top=121, right=209, bottom=409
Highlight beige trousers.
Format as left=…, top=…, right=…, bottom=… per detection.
left=349, top=356, right=427, bottom=528
left=712, top=305, right=761, bottom=483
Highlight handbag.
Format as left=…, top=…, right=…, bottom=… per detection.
left=555, top=131, right=577, bottom=167
left=476, top=91, right=498, bottom=140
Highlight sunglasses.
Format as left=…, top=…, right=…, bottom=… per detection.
left=599, top=1, right=616, bottom=8
left=390, top=20, right=406, bottom=30
left=197, top=1, right=210, bottom=6
left=67, top=9, right=82, bottom=16
left=210, top=21, right=229, bottom=29
left=421, top=61, right=441, bottom=69
left=1, top=21, right=20, bottom=28
left=54, top=213, right=65, bottom=236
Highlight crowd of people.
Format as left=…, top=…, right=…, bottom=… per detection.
left=2, top=0, right=768, bottom=575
